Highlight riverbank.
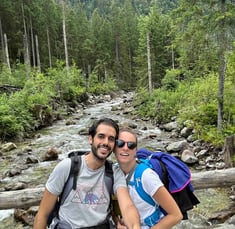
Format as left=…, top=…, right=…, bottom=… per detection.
left=0, top=91, right=235, bottom=228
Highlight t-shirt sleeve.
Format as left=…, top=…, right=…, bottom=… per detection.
left=46, top=158, right=71, bottom=195
left=142, top=168, right=164, bottom=198
left=112, top=163, right=127, bottom=194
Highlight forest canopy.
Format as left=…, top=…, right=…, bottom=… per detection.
left=0, top=0, right=235, bottom=145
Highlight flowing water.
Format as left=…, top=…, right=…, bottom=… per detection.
left=0, top=92, right=233, bottom=228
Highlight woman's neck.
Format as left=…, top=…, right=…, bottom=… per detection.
left=120, top=160, right=137, bottom=175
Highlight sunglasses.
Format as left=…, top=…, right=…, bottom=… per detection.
left=116, top=139, right=137, bottom=150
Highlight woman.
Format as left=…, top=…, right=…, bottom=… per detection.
left=114, top=127, right=182, bottom=229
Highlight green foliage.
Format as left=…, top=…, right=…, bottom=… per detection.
left=0, top=65, right=15, bottom=85
left=171, top=0, right=235, bottom=80
left=194, top=104, right=218, bottom=126
left=1, top=0, right=235, bottom=146
left=87, top=73, right=117, bottom=94
left=134, top=86, right=181, bottom=123
left=198, top=127, right=225, bottom=146
left=0, top=101, right=22, bottom=139
left=46, top=62, right=86, bottom=101
left=23, top=72, right=55, bottom=101
left=0, top=63, right=29, bottom=87
left=135, top=8, right=172, bottom=89
left=177, top=73, right=235, bottom=144
left=227, top=42, right=235, bottom=84
left=161, top=69, right=180, bottom=90
left=0, top=62, right=116, bottom=140
left=135, top=72, right=235, bottom=145
left=0, top=93, right=33, bottom=139
left=233, top=155, right=235, bottom=164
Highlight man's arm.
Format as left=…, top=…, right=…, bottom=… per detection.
left=116, top=186, right=141, bottom=229
left=33, top=188, right=58, bottom=229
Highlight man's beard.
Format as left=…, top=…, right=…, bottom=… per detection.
left=91, top=144, right=112, bottom=161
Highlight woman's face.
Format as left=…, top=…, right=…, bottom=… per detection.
left=114, top=131, right=137, bottom=165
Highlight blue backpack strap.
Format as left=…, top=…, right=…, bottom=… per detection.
left=131, top=160, right=156, bottom=207
left=129, top=160, right=163, bottom=227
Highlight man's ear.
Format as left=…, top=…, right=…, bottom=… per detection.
left=88, top=135, right=93, bottom=145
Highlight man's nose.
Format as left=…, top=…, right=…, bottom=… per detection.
left=103, top=137, right=109, bottom=145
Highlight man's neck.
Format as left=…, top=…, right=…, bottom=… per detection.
left=85, top=153, right=105, bottom=170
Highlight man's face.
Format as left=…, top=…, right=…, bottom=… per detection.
left=89, top=123, right=116, bottom=161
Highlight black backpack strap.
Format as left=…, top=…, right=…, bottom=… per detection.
left=104, top=159, right=114, bottom=217
left=71, top=152, right=80, bottom=190
left=60, top=153, right=81, bottom=205
left=47, top=152, right=82, bottom=225
left=158, top=159, right=169, bottom=189
left=104, top=159, right=113, bottom=194
left=49, top=152, right=114, bottom=226
left=58, top=151, right=88, bottom=213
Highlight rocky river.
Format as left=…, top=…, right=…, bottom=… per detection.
left=0, top=91, right=235, bottom=228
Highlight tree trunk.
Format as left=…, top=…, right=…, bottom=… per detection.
left=147, top=32, right=152, bottom=92
left=115, top=38, right=119, bottom=62
left=47, top=27, right=52, bottom=68
left=129, top=47, right=132, bottom=81
left=62, top=1, right=69, bottom=72
left=217, top=0, right=226, bottom=132
left=4, top=33, right=11, bottom=71
left=171, top=44, right=175, bottom=70
left=35, top=35, right=41, bottom=72
left=224, top=135, right=235, bottom=168
left=0, top=187, right=44, bottom=210
left=0, top=17, right=6, bottom=64
left=104, top=63, right=108, bottom=82
left=191, top=167, right=235, bottom=190
left=1, top=168, right=235, bottom=210
left=22, top=2, right=30, bottom=75
left=30, top=16, right=36, bottom=68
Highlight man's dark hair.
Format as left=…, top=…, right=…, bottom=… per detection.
left=88, top=118, right=119, bottom=139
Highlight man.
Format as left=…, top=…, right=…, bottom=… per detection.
left=33, top=118, right=140, bottom=229
left=114, top=127, right=182, bottom=229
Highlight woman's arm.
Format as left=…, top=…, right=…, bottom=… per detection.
left=151, top=186, right=183, bottom=229
left=116, top=186, right=141, bottom=229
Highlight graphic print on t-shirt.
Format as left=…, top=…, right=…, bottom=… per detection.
left=71, top=182, right=108, bottom=206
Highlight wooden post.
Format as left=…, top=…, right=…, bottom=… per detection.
left=224, top=135, right=235, bottom=168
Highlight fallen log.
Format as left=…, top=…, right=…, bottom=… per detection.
left=0, top=187, right=44, bottom=210
left=1, top=168, right=235, bottom=210
left=191, top=167, right=235, bottom=189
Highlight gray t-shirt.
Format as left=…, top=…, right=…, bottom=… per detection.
left=46, top=155, right=126, bottom=228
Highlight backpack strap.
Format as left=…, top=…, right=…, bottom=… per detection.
left=132, top=160, right=156, bottom=207
left=60, top=152, right=82, bottom=205
left=52, top=150, right=87, bottom=223
left=47, top=151, right=83, bottom=225
left=48, top=151, right=114, bottom=226
left=104, top=159, right=114, bottom=195
left=126, top=164, right=137, bottom=186
left=158, top=159, right=169, bottom=189
left=128, top=160, right=163, bottom=227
